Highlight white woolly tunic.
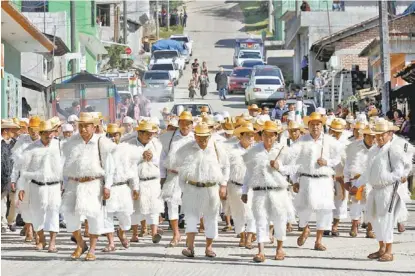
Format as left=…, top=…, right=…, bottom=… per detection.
left=60, top=134, right=115, bottom=218
left=354, top=141, right=408, bottom=222
left=126, top=137, right=164, bottom=215
left=333, top=136, right=350, bottom=201
left=242, top=143, right=295, bottom=221
left=173, top=139, right=230, bottom=217
left=11, top=134, right=39, bottom=183
left=18, top=139, right=63, bottom=211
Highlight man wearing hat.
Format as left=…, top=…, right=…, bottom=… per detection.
left=289, top=112, right=341, bottom=251
left=159, top=111, right=195, bottom=247
left=19, top=119, right=29, bottom=135
left=227, top=122, right=256, bottom=249
left=67, top=114, right=79, bottom=135
left=10, top=116, right=41, bottom=240
left=62, top=123, right=74, bottom=140
left=1, top=119, right=20, bottom=233
left=122, top=116, right=135, bottom=135
left=126, top=121, right=164, bottom=244
left=349, top=121, right=366, bottom=142
left=17, top=120, right=63, bottom=252
left=242, top=121, right=295, bottom=262
left=350, top=118, right=409, bottom=262
left=61, top=112, right=115, bottom=261
left=248, top=104, right=261, bottom=118
left=101, top=124, right=138, bottom=251
left=50, top=116, right=63, bottom=138
left=171, top=122, right=229, bottom=258
left=326, top=118, right=350, bottom=237
left=344, top=126, right=376, bottom=238
left=202, top=115, right=226, bottom=143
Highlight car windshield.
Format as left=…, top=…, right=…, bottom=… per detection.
left=255, top=78, right=281, bottom=85
left=151, top=64, right=174, bottom=71
left=239, top=51, right=261, bottom=59
left=153, top=51, right=177, bottom=59
left=242, top=61, right=264, bottom=68
left=170, top=37, right=189, bottom=43
left=144, top=72, right=169, bottom=80
left=286, top=101, right=316, bottom=115
left=232, top=68, right=252, bottom=78
left=171, top=104, right=212, bottom=116
left=255, top=68, right=283, bottom=80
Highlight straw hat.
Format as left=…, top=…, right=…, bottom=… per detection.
left=1, top=119, right=20, bottom=129
left=235, top=117, right=247, bottom=128
left=248, top=104, right=261, bottom=112
left=288, top=120, right=305, bottom=131
left=90, top=112, right=103, bottom=119
left=62, top=123, right=74, bottom=132
left=178, top=111, right=193, bottom=121
left=107, top=123, right=123, bottom=134
left=136, top=120, right=158, bottom=132
left=194, top=122, right=211, bottom=136
left=234, top=122, right=255, bottom=138
left=362, top=125, right=377, bottom=136
left=222, top=122, right=235, bottom=135
left=368, top=108, right=379, bottom=117
left=50, top=116, right=62, bottom=129
left=263, top=120, right=282, bottom=133
left=19, top=120, right=28, bottom=127
left=29, top=116, right=41, bottom=129
left=303, top=112, right=327, bottom=125
left=329, top=118, right=346, bottom=132
left=352, top=121, right=367, bottom=130
left=253, top=118, right=266, bottom=132
left=168, top=118, right=179, bottom=128
left=77, top=112, right=96, bottom=124
left=12, top=118, right=20, bottom=125
left=241, top=112, right=253, bottom=121
left=370, top=118, right=399, bottom=134
left=202, top=115, right=215, bottom=127
left=200, top=106, right=210, bottom=113
left=38, top=120, right=55, bottom=132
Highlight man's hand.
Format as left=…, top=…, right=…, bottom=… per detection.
left=18, top=190, right=25, bottom=201
left=344, top=182, right=352, bottom=191
left=219, top=185, right=227, bottom=200
left=103, top=188, right=111, bottom=200
left=317, top=158, right=327, bottom=166
left=401, top=177, right=407, bottom=183
left=293, top=183, right=299, bottom=193
left=349, top=186, right=358, bottom=195
left=133, top=190, right=139, bottom=200
left=10, top=182, right=16, bottom=192
left=143, top=150, right=153, bottom=162
left=241, top=194, right=248, bottom=204
left=270, top=160, right=279, bottom=170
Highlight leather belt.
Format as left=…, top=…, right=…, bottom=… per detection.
left=31, top=180, right=60, bottom=186
left=253, top=187, right=283, bottom=191
left=187, top=180, right=217, bottom=188
left=231, top=180, right=243, bottom=186
left=68, top=176, right=103, bottom=183
left=113, top=182, right=128, bottom=187
left=300, top=173, right=330, bottom=178
left=140, top=177, right=157, bottom=181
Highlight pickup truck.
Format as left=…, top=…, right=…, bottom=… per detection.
left=169, top=34, right=194, bottom=56
left=149, top=50, right=185, bottom=75
left=233, top=49, right=264, bottom=68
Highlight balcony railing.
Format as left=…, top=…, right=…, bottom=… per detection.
left=281, top=0, right=335, bottom=13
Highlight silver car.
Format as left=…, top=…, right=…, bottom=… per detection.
left=142, top=71, right=175, bottom=102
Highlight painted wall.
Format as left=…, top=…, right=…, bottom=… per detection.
left=1, top=41, right=21, bottom=118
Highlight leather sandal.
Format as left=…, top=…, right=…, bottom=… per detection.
left=102, top=245, right=116, bottom=252
left=397, top=223, right=405, bottom=233
left=138, top=229, right=148, bottom=237
left=182, top=248, right=195, bottom=258
left=71, top=243, right=88, bottom=260
left=35, top=242, right=47, bottom=251
left=331, top=231, right=340, bottom=237
left=117, top=229, right=129, bottom=249
left=274, top=250, right=285, bottom=261
left=245, top=242, right=254, bottom=250
left=25, top=236, right=33, bottom=243
left=252, top=234, right=257, bottom=242
left=205, top=249, right=216, bottom=258
left=253, top=253, right=266, bottom=263
left=48, top=247, right=58, bottom=253
left=168, top=237, right=181, bottom=248
left=130, top=235, right=139, bottom=243
left=221, top=225, right=232, bottom=232
left=297, top=228, right=310, bottom=247
left=152, top=233, right=162, bottom=244
left=286, top=223, right=293, bottom=233
left=349, top=230, right=357, bottom=237
left=368, top=251, right=385, bottom=259
left=366, top=231, right=376, bottom=239
left=85, top=252, right=97, bottom=261
left=314, top=243, right=327, bottom=251
left=378, top=253, right=394, bottom=262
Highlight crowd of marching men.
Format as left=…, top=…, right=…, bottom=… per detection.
left=0, top=103, right=413, bottom=263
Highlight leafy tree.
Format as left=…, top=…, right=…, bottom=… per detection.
left=102, top=37, right=133, bottom=71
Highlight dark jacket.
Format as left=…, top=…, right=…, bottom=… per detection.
left=215, top=72, right=228, bottom=90
left=1, top=139, right=16, bottom=193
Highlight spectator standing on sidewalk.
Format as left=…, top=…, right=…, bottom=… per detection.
left=313, top=70, right=326, bottom=108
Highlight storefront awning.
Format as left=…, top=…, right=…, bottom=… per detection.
left=21, top=74, right=51, bottom=92
left=79, top=33, right=108, bottom=56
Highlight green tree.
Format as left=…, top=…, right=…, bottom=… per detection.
left=102, top=37, right=133, bottom=71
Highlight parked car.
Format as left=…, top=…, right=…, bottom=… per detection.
left=149, top=50, right=185, bottom=73
left=169, top=34, right=193, bottom=56
left=170, top=102, right=214, bottom=116
left=228, top=67, right=252, bottom=94
left=251, top=65, right=285, bottom=85
left=245, top=76, right=285, bottom=105
left=142, top=70, right=175, bottom=102
left=240, top=60, right=266, bottom=68
left=149, top=60, right=180, bottom=83
left=233, top=49, right=263, bottom=67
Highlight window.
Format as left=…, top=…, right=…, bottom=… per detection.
left=239, top=51, right=261, bottom=59
left=22, top=1, right=48, bottom=12
left=151, top=64, right=174, bottom=71
left=232, top=68, right=252, bottom=78
left=255, top=78, right=281, bottom=85
left=97, top=4, right=111, bottom=27
left=144, top=72, right=170, bottom=80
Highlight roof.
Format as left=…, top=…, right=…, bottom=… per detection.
left=21, top=74, right=51, bottom=91
left=42, top=33, right=70, bottom=56
left=394, top=62, right=415, bottom=83
left=55, top=71, right=113, bottom=85
left=358, top=38, right=380, bottom=57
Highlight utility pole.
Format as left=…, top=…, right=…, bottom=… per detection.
left=70, top=1, right=76, bottom=75
left=114, top=4, right=120, bottom=42
left=378, top=1, right=391, bottom=114
left=268, top=0, right=273, bottom=33
left=167, top=0, right=170, bottom=31
left=156, top=0, right=160, bottom=39
left=123, top=0, right=127, bottom=44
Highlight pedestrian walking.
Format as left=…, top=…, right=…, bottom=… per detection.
left=215, top=67, right=228, bottom=100
left=188, top=79, right=197, bottom=101
left=199, top=73, right=209, bottom=99
left=313, top=71, right=326, bottom=108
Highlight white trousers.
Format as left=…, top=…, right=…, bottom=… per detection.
left=65, top=212, right=104, bottom=235
left=299, top=209, right=332, bottom=230
left=256, top=213, right=287, bottom=243
left=102, top=212, right=132, bottom=233
left=185, top=213, right=218, bottom=239
left=167, top=202, right=179, bottom=220
left=31, top=208, right=59, bottom=233
left=333, top=198, right=348, bottom=220
left=349, top=202, right=365, bottom=221
left=131, top=213, right=159, bottom=226
left=372, top=213, right=394, bottom=243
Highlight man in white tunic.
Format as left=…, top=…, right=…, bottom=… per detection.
left=159, top=111, right=194, bottom=247
left=227, top=122, right=256, bottom=248
left=17, top=120, right=62, bottom=252
left=350, top=119, right=409, bottom=262
left=61, top=112, right=114, bottom=261
left=289, top=112, right=341, bottom=251
left=242, top=121, right=295, bottom=262
left=171, top=122, right=228, bottom=258
left=127, top=121, right=164, bottom=244
left=344, top=125, right=376, bottom=238
left=11, top=116, right=41, bottom=242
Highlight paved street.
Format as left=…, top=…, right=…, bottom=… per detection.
left=150, top=0, right=250, bottom=118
